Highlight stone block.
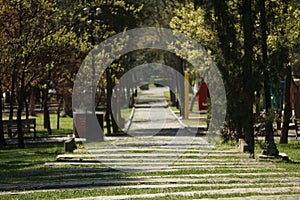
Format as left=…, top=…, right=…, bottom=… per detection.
left=238, top=139, right=249, bottom=152
left=64, top=138, right=77, bottom=153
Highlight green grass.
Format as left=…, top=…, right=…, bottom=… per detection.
left=1, top=108, right=135, bottom=137
left=1, top=186, right=298, bottom=200
left=254, top=139, right=300, bottom=172
left=0, top=143, right=64, bottom=181
left=254, top=140, right=300, bottom=161
left=0, top=139, right=299, bottom=199
left=181, top=119, right=207, bottom=126
left=2, top=113, right=73, bottom=136
left=1, top=183, right=299, bottom=200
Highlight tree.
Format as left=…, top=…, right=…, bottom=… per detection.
left=62, top=0, right=142, bottom=134
left=0, top=64, right=5, bottom=148
left=274, top=0, right=300, bottom=144
left=198, top=0, right=255, bottom=144
left=241, top=0, right=255, bottom=155
left=259, top=0, right=279, bottom=156
left=0, top=0, right=70, bottom=147
left=189, top=0, right=299, bottom=150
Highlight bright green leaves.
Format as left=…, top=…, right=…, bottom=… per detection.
left=170, top=2, right=215, bottom=47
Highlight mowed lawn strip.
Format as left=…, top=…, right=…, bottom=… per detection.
left=0, top=139, right=299, bottom=199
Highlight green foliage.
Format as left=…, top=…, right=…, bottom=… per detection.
left=166, top=0, right=299, bottom=151
left=170, top=2, right=216, bottom=48
left=1, top=0, right=299, bottom=141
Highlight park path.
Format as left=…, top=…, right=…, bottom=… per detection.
left=0, top=87, right=299, bottom=199
left=1, top=137, right=300, bottom=199
left=127, top=86, right=183, bottom=136
left=1, top=145, right=300, bottom=199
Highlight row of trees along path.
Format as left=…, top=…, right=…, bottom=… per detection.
left=0, top=86, right=299, bottom=199
left=0, top=1, right=299, bottom=161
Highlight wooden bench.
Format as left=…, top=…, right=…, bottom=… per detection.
left=3, top=119, right=36, bottom=139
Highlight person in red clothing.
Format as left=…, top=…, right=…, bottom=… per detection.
left=197, top=81, right=209, bottom=110
left=190, top=77, right=210, bottom=111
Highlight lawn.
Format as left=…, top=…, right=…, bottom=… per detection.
left=2, top=113, right=73, bottom=137
left=254, top=139, right=300, bottom=172
left=0, top=138, right=299, bottom=199
left=1, top=107, right=133, bottom=138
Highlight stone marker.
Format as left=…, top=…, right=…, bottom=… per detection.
left=238, top=139, right=249, bottom=152
left=64, top=138, right=77, bottom=153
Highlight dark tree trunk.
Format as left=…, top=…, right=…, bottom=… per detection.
left=170, top=90, right=176, bottom=106
left=212, top=0, right=244, bottom=140
left=25, top=95, right=29, bottom=119
left=279, top=2, right=290, bottom=144
left=0, top=81, right=6, bottom=148
left=112, top=88, right=119, bottom=133
left=42, top=70, right=52, bottom=135
left=174, top=56, right=184, bottom=116
left=280, top=67, right=292, bottom=144
left=105, top=68, right=112, bottom=135
left=57, top=98, right=63, bottom=130
left=165, top=55, right=177, bottom=106
left=9, top=68, right=16, bottom=121
left=112, top=116, right=119, bottom=133
left=242, top=0, right=255, bottom=155
left=29, top=87, right=37, bottom=116
left=170, top=69, right=177, bottom=107
left=17, top=71, right=25, bottom=149
left=260, top=0, right=278, bottom=156
left=42, top=88, right=51, bottom=135
left=62, top=94, right=73, bottom=117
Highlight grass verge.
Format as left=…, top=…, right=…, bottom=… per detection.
left=0, top=138, right=299, bottom=199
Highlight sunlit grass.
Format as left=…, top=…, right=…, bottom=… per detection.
left=0, top=139, right=299, bottom=199
left=2, top=112, right=73, bottom=136
left=1, top=108, right=137, bottom=136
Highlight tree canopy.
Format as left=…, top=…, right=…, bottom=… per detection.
left=0, top=0, right=299, bottom=150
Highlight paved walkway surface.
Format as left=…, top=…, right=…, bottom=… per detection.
left=1, top=87, right=299, bottom=199
left=127, top=87, right=184, bottom=136
left=2, top=137, right=300, bottom=199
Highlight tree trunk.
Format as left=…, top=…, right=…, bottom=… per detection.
left=106, top=68, right=112, bottom=135
left=112, top=87, right=120, bottom=133
left=25, top=95, right=29, bottom=119
left=43, top=88, right=51, bottom=135
left=260, top=0, right=278, bottom=156
left=57, top=98, right=62, bottom=130
left=170, top=69, right=177, bottom=107
left=9, top=68, right=16, bottom=121
left=242, top=0, right=255, bottom=155
left=62, top=94, right=73, bottom=117
left=112, top=116, right=119, bottom=133
left=29, top=87, right=37, bottom=116
left=280, top=67, right=292, bottom=144
left=174, top=56, right=184, bottom=116
left=279, top=2, right=290, bottom=144
left=0, top=81, right=6, bottom=148
left=17, top=71, right=25, bottom=149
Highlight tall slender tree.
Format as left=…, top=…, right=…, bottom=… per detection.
left=242, top=0, right=255, bottom=155
left=260, top=0, right=279, bottom=156
left=0, top=74, right=5, bottom=148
